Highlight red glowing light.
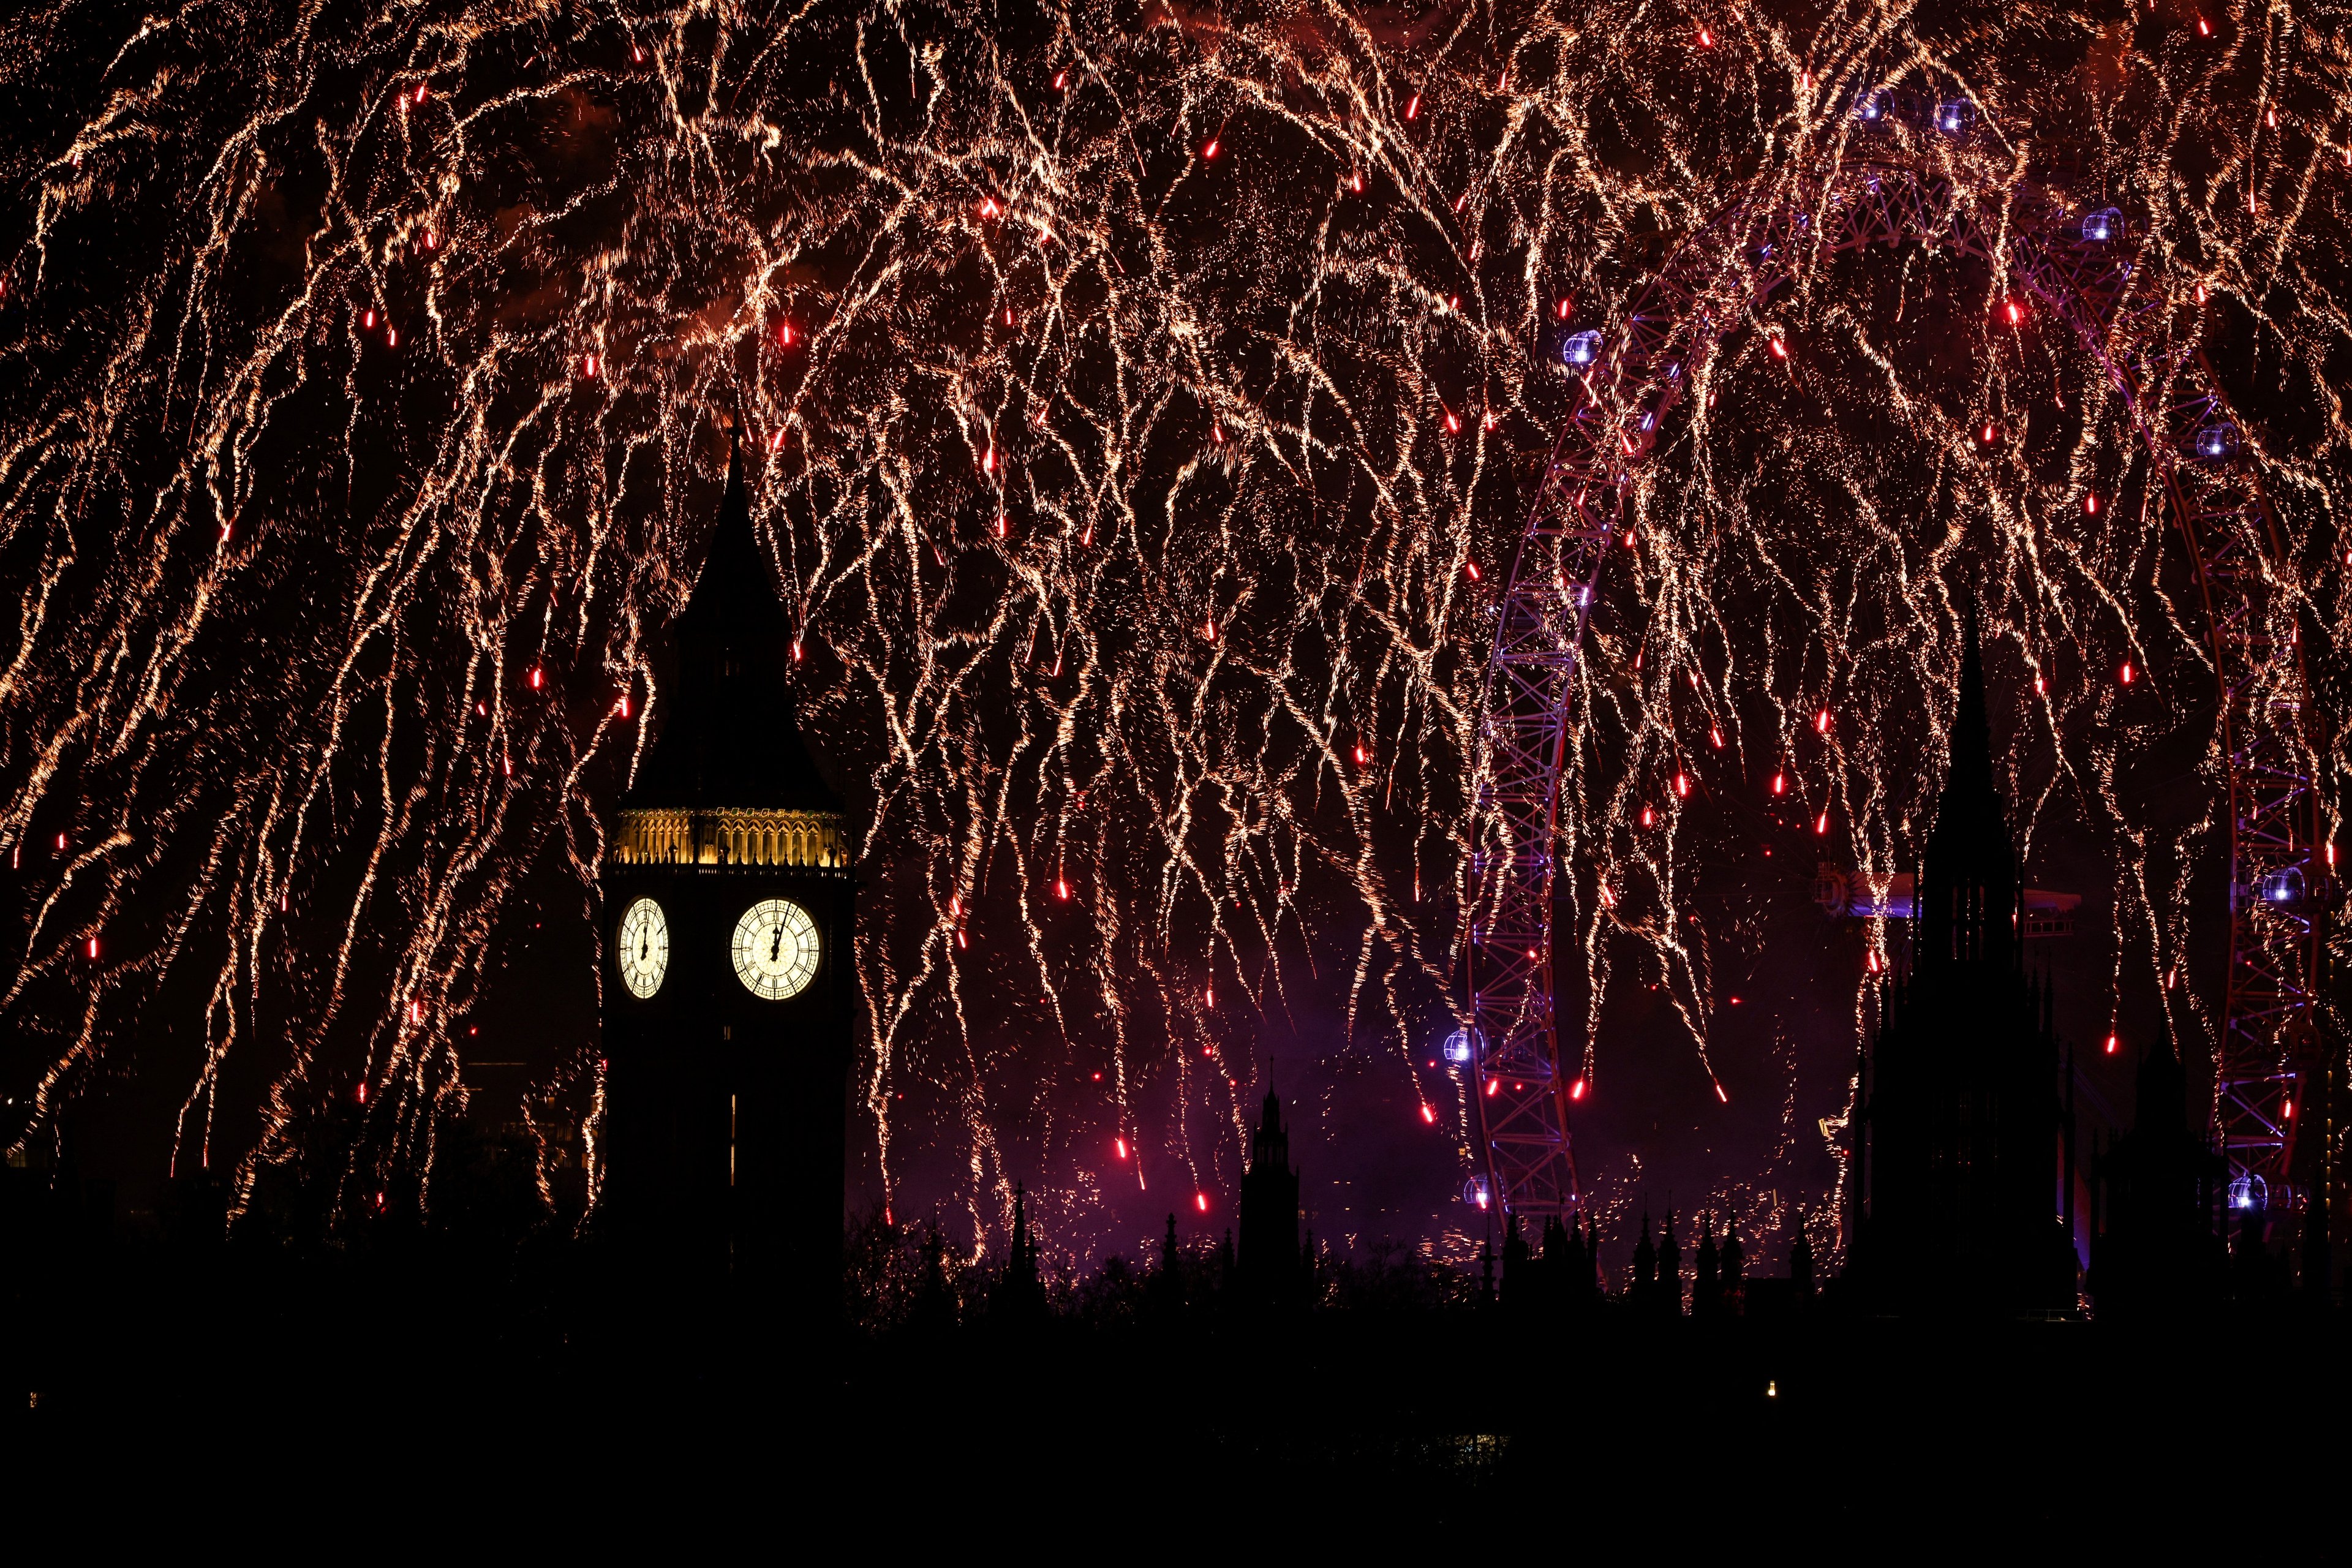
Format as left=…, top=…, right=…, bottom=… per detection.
left=1202, top=138, right=1219, bottom=159
left=1195, top=1193, right=1208, bottom=1212
left=1053, top=70, right=1066, bottom=90
left=1557, top=298, right=1572, bottom=320
left=1115, top=1137, right=1128, bottom=1159
left=1055, top=878, right=1070, bottom=900
left=1485, top=1078, right=1499, bottom=1097
left=1728, top=995, right=1741, bottom=1005
left=1814, top=709, right=1830, bottom=733
left=87, top=937, right=98, bottom=959
left=2120, top=662, right=2135, bottom=685
left=1771, top=772, right=1785, bottom=794
left=362, top=309, right=375, bottom=329
left=996, top=513, right=1009, bottom=538
left=2283, top=1099, right=2294, bottom=1120
left=529, top=667, right=542, bottom=689
left=1697, top=26, right=1713, bottom=46
left=1981, top=422, right=1997, bottom=443
left=616, top=693, right=628, bottom=717
left=2198, top=15, right=2210, bottom=34
left=1465, top=560, right=1482, bottom=581
left=1444, top=409, right=1461, bottom=434
left=1675, top=772, right=1690, bottom=799
left=1404, top=94, right=1420, bottom=121
left=1769, top=338, right=1787, bottom=360
left=2105, top=1033, right=2120, bottom=1055
left=2084, top=493, right=2100, bottom=514
left=1714, top=1083, right=1729, bottom=1104
left=956, top=929, right=968, bottom=949
left=2004, top=301, right=2022, bottom=325
left=1814, top=812, right=1829, bottom=835
left=1709, top=726, right=1724, bottom=748
left=1204, top=986, right=1214, bottom=1006
left=979, top=197, right=1000, bottom=219
left=582, top=354, right=598, bottom=378
left=1420, top=1104, right=1436, bottom=1125
left=1569, top=1079, right=1586, bottom=1101
left=385, top=326, right=397, bottom=347
left=778, top=322, right=794, bottom=347
left=1353, top=744, right=1368, bottom=764
left=1641, top=806, right=1654, bottom=827
left=356, top=1082, right=366, bottom=1104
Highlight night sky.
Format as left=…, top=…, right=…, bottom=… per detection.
left=1, top=0, right=2345, bottom=1274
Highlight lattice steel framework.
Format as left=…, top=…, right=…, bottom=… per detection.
left=1464, top=93, right=2329, bottom=1225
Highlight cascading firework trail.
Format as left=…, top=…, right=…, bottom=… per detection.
left=0, top=0, right=2344, bottom=1264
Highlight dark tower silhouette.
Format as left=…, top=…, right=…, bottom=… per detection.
left=597, top=434, right=856, bottom=1319
left=992, top=1182, right=1047, bottom=1322
left=1850, top=618, right=2076, bottom=1314
left=1502, top=1213, right=1533, bottom=1311
left=1721, top=1208, right=1745, bottom=1315
left=1148, top=1212, right=1186, bottom=1318
left=2089, top=1035, right=2225, bottom=1319
left=1692, top=1216, right=1721, bottom=1318
left=1657, top=1209, right=1683, bottom=1318
left=1632, top=1210, right=1657, bottom=1305
left=1236, top=1085, right=1302, bottom=1308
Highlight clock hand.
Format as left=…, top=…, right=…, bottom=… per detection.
left=769, top=922, right=782, bottom=963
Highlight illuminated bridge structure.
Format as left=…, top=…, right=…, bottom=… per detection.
left=1464, top=85, right=2331, bottom=1232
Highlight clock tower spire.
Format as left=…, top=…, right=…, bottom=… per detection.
left=598, top=431, right=856, bottom=1319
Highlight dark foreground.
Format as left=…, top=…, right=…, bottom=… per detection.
left=7, top=1238, right=2340, bottom=1548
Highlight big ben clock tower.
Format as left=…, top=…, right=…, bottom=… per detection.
left=598, top=434, right=854, bottom=1311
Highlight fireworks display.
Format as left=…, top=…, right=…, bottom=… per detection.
left=1, top=0, right=2345, bottom=1264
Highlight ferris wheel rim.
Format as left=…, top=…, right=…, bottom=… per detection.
left=1464, top=135, right=2328, bottom=1230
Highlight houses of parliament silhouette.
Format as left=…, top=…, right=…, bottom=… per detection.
left=584, top=446, right=2288, bottom=1325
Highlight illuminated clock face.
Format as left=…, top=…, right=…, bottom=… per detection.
left=731, top=898, right=820, bottom=1001
left=616, top=897, right=669, bottom=999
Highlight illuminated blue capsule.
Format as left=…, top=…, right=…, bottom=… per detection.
left=2195, top=422, right=2240, bottom=461
left=1442, top=1027, right=1481, bottom=1066
left=1562, top=330, right=1603, bottom=367
left=1937, top=99, right=1975, bottom=135
left=1855, top=90, right=1885, bottom=122
left=2082, top=206, right=2122, bottom=243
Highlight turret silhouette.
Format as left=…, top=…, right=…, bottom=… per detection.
left=992, top=1182, right=1048, bottom=1322
left=1236, top=1085, right=1302, bottom=1308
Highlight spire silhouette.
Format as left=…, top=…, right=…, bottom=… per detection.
left=625, top=429, right=838, bottom=812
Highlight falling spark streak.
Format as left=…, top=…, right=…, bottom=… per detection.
left=0, top=0, right=2344, bottom=1268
